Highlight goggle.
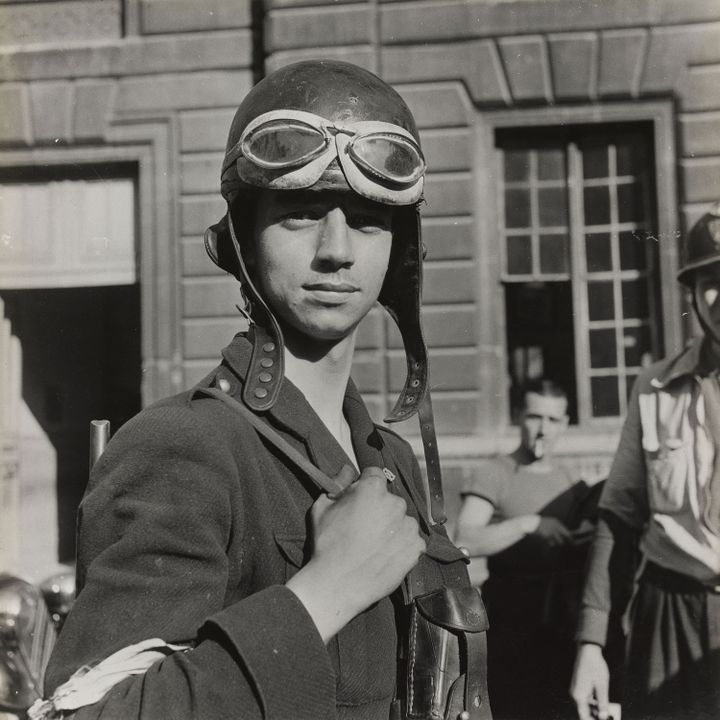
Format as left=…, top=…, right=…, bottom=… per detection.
left=225, top=109, right=425, bottom=205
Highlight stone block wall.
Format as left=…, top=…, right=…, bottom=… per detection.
left=261, top=0, right=720, bottom=482
left=2, top=0, right=720, bottom=503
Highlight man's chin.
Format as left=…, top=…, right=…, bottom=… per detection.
left=281, top=318, right=359, bottom=346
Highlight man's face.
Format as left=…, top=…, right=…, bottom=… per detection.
left=520, top=392, right=568, bottom=460
left=251, top=189, right=393, bottom=343
left=694, top=263, right=720, bottom=342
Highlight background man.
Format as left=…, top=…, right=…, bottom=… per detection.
left=35, top=60, right=484, bottom=720
left=455, top=379, right=596, bottom=719
left=571, top=203, right=720, bottom=720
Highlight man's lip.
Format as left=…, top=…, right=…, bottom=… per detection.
left=304, top=282, right=358, bottom=292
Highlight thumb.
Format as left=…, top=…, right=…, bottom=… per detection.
left=311, top=492, right=335, bottom=523
left=594, top=676, right=611, bottom=719
left=327, top=463, right=359, bottom=499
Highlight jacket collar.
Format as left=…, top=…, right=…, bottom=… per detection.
left=652, top=336, right=715, bottom=388
left=220, top=332, right=386, bottom=475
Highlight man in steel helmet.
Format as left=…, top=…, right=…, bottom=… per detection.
left=571, top=202, right=720, bottom=720
left=38, top=61, right=488, bottom=720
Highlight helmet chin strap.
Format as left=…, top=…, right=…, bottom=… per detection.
left=226, top=211, right=286, bottom=412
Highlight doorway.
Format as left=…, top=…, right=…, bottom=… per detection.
left=1, top=286, right=141, bottom=562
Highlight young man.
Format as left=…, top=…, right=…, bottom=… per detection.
left=455, top=379, right=595, bottom=719
left=34, top=61, right=488, bottom=720
left=571, top=203, right=720, bottom=720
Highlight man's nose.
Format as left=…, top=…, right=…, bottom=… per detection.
left=316, top=208, right=354, bottom=266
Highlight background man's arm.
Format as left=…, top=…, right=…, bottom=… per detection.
left=454, top=495, right=543, bottom=557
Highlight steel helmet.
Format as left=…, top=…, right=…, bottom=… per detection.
left=677, top=200, right=720, bottom=286
left=205, top=60, right=429, bottom=422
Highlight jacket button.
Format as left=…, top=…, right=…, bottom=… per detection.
left=262, top=342, right=275, bottom=353
left=218, top=378, right=231, bottom=393
left=259, top=372, right=272, bottom=383
left=458, top=546, right=470, bottom=558
left=254, top=387, right=268, bottom=399
left=260, top=358, right=274, bottom=368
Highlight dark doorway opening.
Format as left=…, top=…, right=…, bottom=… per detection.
left=504, top=281, right=577, bottom=424
left=1, top=285, right=141, bottom=562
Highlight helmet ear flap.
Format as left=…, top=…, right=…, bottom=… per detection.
left=205, top=214, right=241, bottom=280
left=379, top=206, right=429, bottom=422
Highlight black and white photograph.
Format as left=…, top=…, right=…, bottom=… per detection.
left=1, top=1, right=719, bottom=719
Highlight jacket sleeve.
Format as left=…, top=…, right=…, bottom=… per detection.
left=575, top=380, right=647, bottom=647
left=44, top=402, right=335, bottom=720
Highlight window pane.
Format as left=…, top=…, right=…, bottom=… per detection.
left=589, top=329, right=616, bottom=368
left=584, top=185, right=610, bottom=225
left=588, top=281, right=614, bottom=321
left=591, top=376, right=620, bottom=416
left=619, top=230, right=647, bottom=270
left=623, top=326, right=650, bottom=367
left=618, top=181, right=643, bottom=223
left=537, top=148, right=565, bottom=180
left=506, top=235, right=532, bottom=275
left=504, top=150, right=530, bottom=182
left=622, top=279, right=649, bottom=319
left=538, top=187, right=567, bottom=227
left=586, top=233, right=612, bottom=272
left=583, top=146, right=608, bottom=179
left=539, top=234, right=569, bottom=274
left=616, top=142, right=645, bottom=176
left=505, top=188, right=531, bottom=228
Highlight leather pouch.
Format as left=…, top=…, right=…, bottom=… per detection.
left=401, top=586, right=491, bottom=720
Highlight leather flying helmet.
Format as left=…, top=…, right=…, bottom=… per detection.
left=205, top=60, right=429, bottom=423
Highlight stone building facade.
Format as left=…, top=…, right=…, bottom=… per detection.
left=1, top=0, right=719, bottom=569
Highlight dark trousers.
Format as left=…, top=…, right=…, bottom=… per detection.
left=624, top=563, right=720, bottom=720
left=483, top=573, right=579, bottom=719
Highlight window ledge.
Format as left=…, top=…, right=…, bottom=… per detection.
left=407, top=426, right=622, bottom=461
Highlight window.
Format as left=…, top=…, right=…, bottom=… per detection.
left=498, top=124, right=662, bottom=424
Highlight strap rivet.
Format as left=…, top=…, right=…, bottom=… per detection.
left=260, top=358, right=274, bottom=368
left=262, top=342, right=276, bottom=353
left=254, top=387, right=268, bottom=399
left=258, top=372, right=272, bottom=383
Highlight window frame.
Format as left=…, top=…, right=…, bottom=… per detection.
left=473, top=101, right=680, bottom=431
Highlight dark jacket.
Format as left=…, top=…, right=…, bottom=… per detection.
left=46, top=333, right=466, bottom=720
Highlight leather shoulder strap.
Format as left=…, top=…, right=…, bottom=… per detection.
left=194, top=386, right=355, bottom=497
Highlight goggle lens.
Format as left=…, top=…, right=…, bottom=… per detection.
left=242, top=120, right=327, bottom=169
left=351, top=134, right=425, bottom=185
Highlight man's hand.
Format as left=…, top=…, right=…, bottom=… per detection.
left=570, top=643, right=611, bottom=720
left=530, top=516, right=573, bottom=547
left=286, top=465, right=425, bottom=643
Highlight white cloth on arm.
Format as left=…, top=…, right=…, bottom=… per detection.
left=28, top=639, right=189, bottom=720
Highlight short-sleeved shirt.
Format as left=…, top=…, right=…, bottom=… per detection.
left=462, top=454, right=576, bottom=523
left=461, top=454, right=580, bottom=575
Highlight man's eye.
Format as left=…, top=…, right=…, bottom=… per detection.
left=281, top=210, right=319, bottom=227
left=349, top=214, right=390, bottom=233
